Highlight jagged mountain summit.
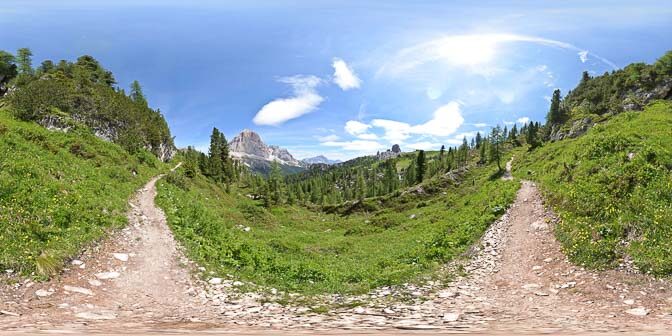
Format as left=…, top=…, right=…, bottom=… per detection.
left=229, top=129, right=302, bottom=167
left=228, top=129, right=305, bottom=175
left=301, top=155, right=342, bottom=165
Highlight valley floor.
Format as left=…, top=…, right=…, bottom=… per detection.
left=1, top=161, right=671, bottom=334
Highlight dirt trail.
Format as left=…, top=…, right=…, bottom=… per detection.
left=1, top=163, right=219, bottom=331
left=2, top=160, right=672, bottom=334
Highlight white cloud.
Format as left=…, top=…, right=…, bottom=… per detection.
left=317, top=134, right=340, bottom=142
left=516, top=117, right=530, bottom=124
left=371, top=119, right=412, bottom=144
left=406, top=141, right=442, bottom=151
left=332, top=58, right=361, bottom=90
left=473, top=123, right=489, bottom=128
left=578, top=50, right=589, bottom=63
left=410, top=101, right=464, bottom=137
left=371, top=101, right=464, bottom=144
left=345, top=120, right=378, bottom=140
left=378, top=33, right=618, bottom=76
left=253, top=75, right=324, bottom=126
left=322, top=140, right=385, bottom=152
left=344, top=120, right=371, bottom=135
left=356, top=133, right=378, bottom=140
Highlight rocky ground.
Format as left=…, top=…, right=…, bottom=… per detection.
left=1, top=161, right=672, bottom=334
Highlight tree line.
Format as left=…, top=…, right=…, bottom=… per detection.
left=0, top=48, right=174, bottom=159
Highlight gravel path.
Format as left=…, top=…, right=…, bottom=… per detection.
left=2, top=161, right=671, bottom=334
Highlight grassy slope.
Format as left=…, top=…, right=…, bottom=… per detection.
left=0, top=107, right=166, bottom=276
left=513, top=101, right=672, bottom=275
left=156, top=158, right=518, bottom=294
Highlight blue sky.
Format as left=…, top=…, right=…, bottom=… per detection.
left=1, top=1, right=671, bottom=160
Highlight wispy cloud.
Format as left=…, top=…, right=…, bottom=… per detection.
left=317, top=134, right=340, bottom=142
left=377, top=33, right=618, bottom=77
left=321, top=140, right=385, bottom=152
left=332, top=58, right=361, bottom=90
left=252, top=75, right=323, bottom=126
left=578, top=50, right=589, bottom=63
left=516, top=117, right=530, bottom=124
left=344, top=120, right=377, bottom=140
left=406, top=141, right=443, bottom=151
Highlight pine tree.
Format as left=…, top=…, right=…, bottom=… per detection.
left=16, top=48, right=33, bottom=75
left=489, top=126, right=503, bottom=171
left=525, top=122, right=540, bottom=150
left=415, top=150, right=426, bottom=183
left=479, top=141, right=487, bottom=164
left=405, top=160, right=416, bottom=187
left=509, top=124, right=518, bottom=140
left=268, top=161, right=283, bottom=205
left=207, top=128, right=224, bottom=181
left=475, top=132, right=483, bottom=148
left=356, top=170, right=366, bottom=201
left=581, top=70, right=591, bottom=84
left=383, top=160, right=397, bottom=193
left=546, top=89, right=562, bottom=124
left=130, top=80, right=147, bottom=106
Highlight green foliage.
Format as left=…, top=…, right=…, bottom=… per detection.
left=546, top=89, right=564, bottom=124
left=205, top=127, right=233, bottom=182
left=16, top=48, right=33, bottom=75
left=156, top=154, right=518, bottom=294
left=2, top=50, right=173, bottom=159
left=513, top=102, right=672, bottom=275
left=415, top=150, right=426, bottom=183
left=0, top=108, right=166, bottom=275
left=0, top=50, right=17, bottom=95
left=560, top=51, right=672, bottom=120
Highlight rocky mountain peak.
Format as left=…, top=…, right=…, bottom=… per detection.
left=229, top=129, right=301, bottom=167
left=301, top=155, right=342, bottom=165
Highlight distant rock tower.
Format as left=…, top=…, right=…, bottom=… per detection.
left=377, top=144, right=401, bottom=160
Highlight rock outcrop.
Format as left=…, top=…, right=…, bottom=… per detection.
left=229, top=129, right=303, bottom=171
left=377, top=144, right=401, bottom=160
left=550, top=78, right=672, bottom=141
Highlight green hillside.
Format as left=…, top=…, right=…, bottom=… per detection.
left=514, top=101, right=672, bottom=275
left=0, top=106, right=167, bottom=276
left=0, top=48, right=175, bottom=277
left=157, top=151, right=517, bottom=294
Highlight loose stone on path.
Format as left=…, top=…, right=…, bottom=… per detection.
left=63, top=285, right=94, bottom=296
left=95, top=271, right=121, bottom=280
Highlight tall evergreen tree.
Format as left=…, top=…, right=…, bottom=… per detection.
left=16, top=48, right=33, bottom=75
left=489, top=126, right=503, bottom=171
left=130, top=80, right=147, bottom=106
left=207, top=128, right=224, bottom=181
left=415, top=150, right=426, bottom=183
left=524, top=122, right=538, bottom=150
left=383, top=160, right=398, bottom=193
left=404, top=160, right=416, bottom=187
left=546, top=89, right=562, bottom=124
left=356, top=170, right=366, bottom=201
